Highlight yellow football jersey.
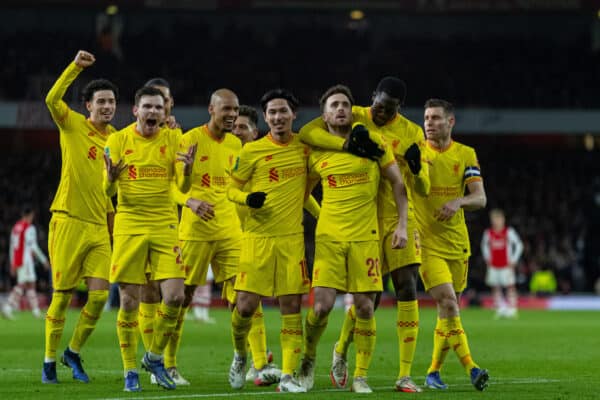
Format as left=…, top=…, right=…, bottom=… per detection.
left=176, top=125, right=243, bottom=241
left=104, top=123, right=187, bottom=235
left=351, top=106, right=429, bottom=220
left=46, top=62, right=116, bottom=224
left=230, top=133, right=309, bottom=237
left=298, top=106, right=429, bottom=221
left=309, top=137, right=394, bottom=241
left=412, top=140, right=482, bottom=259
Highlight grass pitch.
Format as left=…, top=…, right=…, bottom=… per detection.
left=1, top=306, right=598, bottom=399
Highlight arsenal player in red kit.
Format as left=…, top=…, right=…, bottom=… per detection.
left=481, top=209, right=523, bottom=319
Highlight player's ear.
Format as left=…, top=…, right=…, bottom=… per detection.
left=132, top=105, right=139, bottom=118
left=85, top=101, right=93, bottom=113
left=448, top=115, right=456, bottom=129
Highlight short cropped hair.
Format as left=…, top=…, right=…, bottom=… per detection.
left=144, top=77, right=171, bottom=88
left=82, top=79, right=119, bottom=103
left=21, top=204, right=33, bottom=216
left=375, top=76, right=406, bottom=104
left=319, top=84, right=355, bottom=113
left=260, top=89, right=299, bottom=112
left=134, top=86, right=165, bottom=106
left=424, top=98, right=455, bottom=116
left=238, top=105, right=259, bottom=126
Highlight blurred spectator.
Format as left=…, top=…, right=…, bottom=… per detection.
left=529, top=264, right=558, bottom=296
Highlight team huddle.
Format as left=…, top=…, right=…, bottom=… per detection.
left=40, top=50, right=490, bottom=393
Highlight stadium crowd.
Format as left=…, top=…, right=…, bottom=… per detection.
left=0, top=10, right=598, bottom=108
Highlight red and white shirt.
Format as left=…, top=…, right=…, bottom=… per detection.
left=10, top=219, right=48, bottom=270
left=481, top=226, right=523, bottom=268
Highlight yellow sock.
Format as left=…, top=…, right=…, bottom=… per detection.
left=44, top=291, right=72, bottom=360
left=138, top=302, right=158, bottom=351
left=446, top=316, right=478, bottom=373
left=353, top=316, right=376, bottom=378
left=248, top=303, right=268, bottom=370
left=117, top=308, right=139, bottom=371
left=149, top=302, right=181, bottom=355
left=304, top=308, right=328, bottom=359
left=68, top=290, right=108, bottom=353
left=280, top=313, right=303, bottom=376
left=427, top=317, right=450, bottom=374
left=231, top=307, right=252, bottom=357
left=164, top=305, right=188, bottom=369
left=397, top=300, right=419, bottom=378
left=335, top=304, right=356, bottom=357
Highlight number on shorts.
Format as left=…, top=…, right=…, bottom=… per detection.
left=366, top=257, right=380, bottom=277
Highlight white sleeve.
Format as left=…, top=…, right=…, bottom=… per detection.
left=8, top=232, right=14, bottom=266
left=25, top=226, right=49, bottom=264
left=507, top=227, right=523, bottom=265
left=480, top=229, right=491, bottom=263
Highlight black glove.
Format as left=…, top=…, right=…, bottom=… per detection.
left=246, top=191, right=267, bottom=209
left=404, top=142, right=421, bottom=175
left=344, top=125, right=385, bottom=160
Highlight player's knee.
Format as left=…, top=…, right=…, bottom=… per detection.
left=163, top=291, right=185, bottom=307
left=235, top=302, right=255, bottom=318
left=313, top=301, right=333, bottom=318
left=394, top=279, right=417, bottom=301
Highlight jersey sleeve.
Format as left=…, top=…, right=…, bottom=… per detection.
left=464, top=147, right=482, bottom=184
left=298, top=116, right=345, bottom=151
left=228, top=147, right=254, bottom=204
left=231, top=146, right=254, bottom=184
left=25, top=226, right=48, bottom=264
left=507, top=227, right=524, bottom=264
left=45, top=61, right=83, bottom=129
left=377, top=136, right=396, bottom=169
left=480, top=229, right=490, bottom=262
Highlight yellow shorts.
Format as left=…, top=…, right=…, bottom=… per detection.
left=312, top=240, right=383, bottom=293
left=235, top=233, right=310, bottom=297
left=110, top=231, right=185, bottom=285
left=221, top=278, right=237, bottom=305
left=181, top=238, right=240, bottom=286
left=419, top=250, right=469, bottom=292
left=380, top=217, right=422, bottom=275
left=48, top=213, right=111, bottom=291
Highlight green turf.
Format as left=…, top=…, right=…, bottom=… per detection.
left=1, top=307, right=599, bottom=399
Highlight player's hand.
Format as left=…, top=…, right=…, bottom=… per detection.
left=391, top=226, right=408, bottom=249
left=74, top=50, right=96, bottom=68
left=246, top=192, right=267, bottom=209
left=186, top=198, right=215, bottom=221
left=165, top=115, right=180, bottom=129
left=9, top=267, right=16, bottom=279
left=177, top=143, right=197, bottom=176
left=404, top=143, right=421, bottom=175
left=435, top=199, right=462, bottom=221
left=103, top=152, right=128, bottom=182
left=343, top=125, right=384, bottom=160
left=43, top=261, right=50, bottom=270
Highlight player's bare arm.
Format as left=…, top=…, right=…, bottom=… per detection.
left=382, top=162, right=408, bottom=249
left=436, top=180, right=486, bottom=221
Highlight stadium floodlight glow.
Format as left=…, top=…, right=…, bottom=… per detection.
left=349, top=9, right=365, bottom=20
left=106, top=4, right=119, bottom=16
